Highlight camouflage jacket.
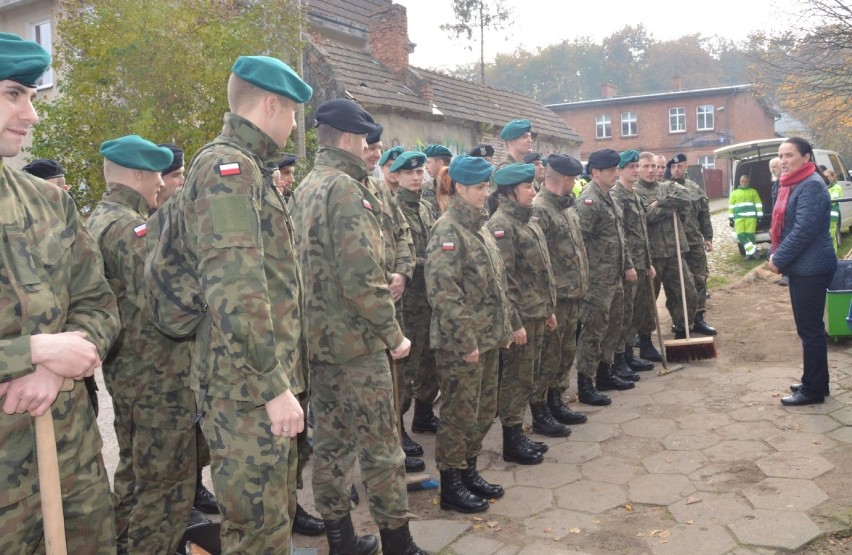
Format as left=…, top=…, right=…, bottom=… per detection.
left=531, top=187, right=589, bottom=300
left=674, top=178, right=713, bottom=244
left=177, top=112, right=305, bottom=403
left=486, top=197, right=557, bottom=329
left=576, top=181, right=631, bottom=287
left=489, top=153, right=517, bottom=198
left=420, top=177, right=441, bottom=220
left=0, top=163, right=120, bottom=506
left=365, top=175, right=414, bottom=282
left=397, top=187, right=435, bottom=306
left=292, top=146, right=404, bottom=364
left=425, top=197, right=512, bottom=356
left=611, top=181, right=652, bottom=271
left=87, top=183, right=192, bottom=398
left=634, top=179, right=691, bottom=258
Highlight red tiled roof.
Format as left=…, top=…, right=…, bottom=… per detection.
left=306, top=0, right=391, bottom=29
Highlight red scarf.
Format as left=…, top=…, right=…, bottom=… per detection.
left=771, top=162, right=817, bottom=250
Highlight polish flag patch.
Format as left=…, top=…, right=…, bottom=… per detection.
left=362, top=198, right=373, bottom=210
left=133, top=223, right=147, bottom=237
left=442, top=241, right=455, bottom=251
left=584, top=199, right=593, bottom=205
left=217, top=162, right=241, bottom=176
left=493, top=229, right=505, bottom=238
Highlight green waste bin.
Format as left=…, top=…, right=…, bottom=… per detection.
left=827, top=260, right=852, bottom=338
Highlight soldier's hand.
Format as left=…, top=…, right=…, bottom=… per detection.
left=389, top=273, right=407, bottom=302
left=464, top=349, right=480, bottom=363
left=546, top=314, right=557, bottom=331
left=648, top=265, right=657, bottom=280
left=2, top=365, right=65, bottom=417
left=512, top=327, right=527, bottom=346
left=704, top=240, right=713, bottom=252
left=625, top=268, right=638, bottom=282
left=265, top=389, right=304, bottom=438
left=390, top=337, right=412, bottom=360
left=30, top=331, right=101, bottom=380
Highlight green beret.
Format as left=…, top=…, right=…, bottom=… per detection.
left=231, top=56, right=312, bottom=103
left=379, top=146, right=405, bottom=167
left=0, top=32, right=51, bottom=87
left=500, top=119, right=532, bottom=141
left=422, top=144, right=452, bottom=158
left=390, top=151, right=426, bottom=172
left=618, top=150, right=639, bottom=169
left=493, top=163, right=536, bottom=187
left=449, top=155, right=493, bottom=185
left=100, top=135, right=174, bottom=172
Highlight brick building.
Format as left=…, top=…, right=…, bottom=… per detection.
left=548, top=82, right=779, bottom=197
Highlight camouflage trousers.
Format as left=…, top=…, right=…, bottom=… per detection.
left=112, top=388, right=197, bottom=554
left=576, top=279, right=624, bottom=378
left=0, top=455, right=115, bottom=554
left=199, top=395, right=297, bottom=554
left=398, top=298, right=439, bottom=412
left=634, top=270, right=657, bottom=336
left=434, top=348, right=499, bottom=470
left=197, top=422, right=211, bottom=468
left=534, top=297, right=580, bottom=401
left=653, top=254, right=697, bottom=330
left=311, top=351, right=410, bottom=529
left=684, top=245, right=708, bottom=315
left=617, top=276, right=641, bottom=353
left=498, top=318, right=545, bottom=427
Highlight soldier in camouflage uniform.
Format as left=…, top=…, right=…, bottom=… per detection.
left=291, top=99, right=426, bottom=555
left=668, top=153, right=717, bottom=336
left=0, top=34, right=120, bottom=553
left=379, top=145, right=405, bottom=195
left=532, top=154, right=589, bottom=425
left=426, top=155, right=511, bottom=514
left=490, top=120, right=534, bottom=202
left=421, top=144, right=452, bottom=220
left=575, top=150, right=637, bottom=406
left=487, top=163, right=561, bottom=461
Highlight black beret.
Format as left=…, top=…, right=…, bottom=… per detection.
left=367, top=123, right=383, bottom=145
left=277, top=154, right=298, bottom=168
left=587, top=149, right=621, bottom=171
left=523, top=152, right=542, bottom=164
left=546, top=154, right=583, bottom=177
left=158, top=143, right=184, bottom=176
left=468, top=144, right=495, bottom=158
left=315, top=99, right=377, bottom=135
left=667, top=153, right=687, bottom=168
left=22, top=158, right=64, bottom=180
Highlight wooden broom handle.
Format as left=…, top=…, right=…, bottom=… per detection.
left=672, top=212, right=691, bottom=339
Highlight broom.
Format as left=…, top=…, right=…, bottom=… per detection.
left=664, top=211, right=717, bottom=362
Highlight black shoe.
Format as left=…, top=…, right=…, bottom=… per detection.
left=379, top=522, right=427, bottom=555
left=612, top=352, right=639, bottom=382
left=546, top=389, right=587, bottom=424
left=530, top=403, right=571, bottom=437
left=349, top=484, right=360, bottom=506
left=691, top=316, right=717, bottom=336
left=625, top=346, right=654, bottom=372
left=673, top=327, right=687, bottom=340
left=577, top=374, right=612, bottom=406
left=638, top=334, right=662, bottom=362
left=461, top=457, right=504, bottom=499
left=411, top=399, right=439, bottom=433
left=194, top=470, right=220, bottom=514
left=596, top=362, right=635, bottom=391
left=502, top=425, right=543, bottom=465
left=401, top=429, right=424, bottom=457
left=405, top=457, right=426, bottom=473
left=179, top=509, right=221, bottom=555
left=781, top=391, right=825, bottom=406
left=293, top=503, right=326, bottom=536
left=778, top=275, right=789, bottom=286
left=324, top=514, right=378, bottom=555
left=439, top=468, right=489, bottom=513
left=789, top=383, right=830, bottom=396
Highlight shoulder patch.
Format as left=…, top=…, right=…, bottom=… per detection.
left=217, top=162, right=241, bottom=176
left=362, top=198, right=373, bottom=210
left=442, top=241, right=455, bottom=251
left=584, top=199, right=593, bottom=205
left=133, top=223, right=147, bottom=237
left=493, top=229, right=505, bottom=239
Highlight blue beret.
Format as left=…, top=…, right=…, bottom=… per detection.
left=277, top=154, right=297, bottom=168
left=390, top=151, right=426, bottom=172
left=587, top=149, right=621, bottom=171
left=500, top=119, right=532, bottom=141
left=449, top=155, right=494, bottom=186
left=523, top=152, right=542, bottom=164
left=0, top=32, right=51, bottom=87
left=22, top=158, right=64, bottom=179
left=493, top=163, right=536, bottom=187
left=379, top=146, right=405, bottom=167
left=158, top=143, right=184, bottom=175
left=231, top=56, right=312, bottom=103
left=667, top=153, right=687, bottom=168
left=547, top=154, right=583, bottom=177
left=618, top=150, right=639, bottom=169
left=100, top=135, right=174, bottom=172
left=423, top=144, right=453, bottom=158
left=367, top=123, right=383, bottom=145
left=468, top=144, right=494, bottom=158
left=315, top=99, right=377, bottom=135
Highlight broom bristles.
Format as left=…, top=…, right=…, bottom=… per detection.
left=664, top=337, right=717, bottom=362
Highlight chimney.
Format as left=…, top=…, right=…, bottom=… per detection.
left=601, top=81, right=617, bottom=99
left=369, top=4, right=410, bottom=78
left=673, top=75, right=682, bottom=91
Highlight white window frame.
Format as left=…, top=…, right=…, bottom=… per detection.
left=697, top=104, right=714, bottom=131
left=669, top=107, right=685, bottom=133
left=595, top=114, right=611, bottom=140
left=32, top=20, right=53, bottom=90
left=698, top=155, right=715, bottom=169
left=620, top=111, right=637, bottom=137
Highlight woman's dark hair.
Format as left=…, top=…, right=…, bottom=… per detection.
left=782, top=137, right=815, bottom=164
left=487, top=185, right=516, bottom=215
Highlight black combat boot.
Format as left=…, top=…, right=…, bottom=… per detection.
left=379, top=522, right=428, bottom=555
left=522, top=433, right=549, bottom=454
left=612, top=352, right=640, bottom=382
left=530, top=403, right=571, bottom=437
left=638, top=334, right=663, bottom=362
left=411, top=398, right=439, bottom=433
left=547, top=388, right=588, bottom=424
left=405, top=456, right=426, bottom=473
left=461, top=457, right=504, bottom=499
left=595, top=362, right=635, bottom=391
left=193, top=468, right=220, bottom=514
left=691, top=313, right=717, bottom=336
left=293, top=503, right=325, bottom=536
left=502, top=425, right=543, bottom=465
left=625, top=346, right=654, bottom=372
left=401, top=429, right=424, bottom=457
left=577, top=374, right=612, bottom=406
left=324, top=514, right=378, bottom=555
left=439, top=468, right=489, bottom=513
left=673, top=326, right=687, bottom=340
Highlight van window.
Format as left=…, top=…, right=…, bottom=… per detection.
left=828, top=153, right=850, bottom=182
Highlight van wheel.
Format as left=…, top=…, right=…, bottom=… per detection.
left=737, top=243, right=746, bottom=256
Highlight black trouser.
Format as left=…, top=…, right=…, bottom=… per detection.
left=788, top=273, right=833, bottom=397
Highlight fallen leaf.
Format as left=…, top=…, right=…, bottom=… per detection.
left=431, top=498, right=439, bottom=506
left=494, top=527, right=501, bottom=532
left=553, top=536, right=562, bottom=541
left=650, top=530, right=664, bottom=537
left=686, top=520, right=694, bottom=525
left=660, top=530, right=671, bottom=538
left=771, top=392, right=781, bottom=397
left=473, top=524, right=484, bottom=531
left=592, top=519, right=602, bottom=524
left=472, top=517, right=484, bottom=522
left=624, top=504, right=633, bottom=511
left=543, top=527, right=554, bottom=533
left=486, top=521, right=497, bottom=528
left=636, top=532, right=646, bottom=537
left=488, top=498, right=496, bottom=504
left=569, top=528, right=581, bottom=534
left=686, top=495, right=702, bottom=505
left=659, top=540, right=668, bottom=544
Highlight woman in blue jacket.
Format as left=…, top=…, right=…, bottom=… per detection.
left=768, top=137, right=837, bottom=406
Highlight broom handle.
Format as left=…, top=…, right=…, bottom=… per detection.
left=391, top=358, right=403, bottom=439
left=649, top=272, right=669, bottom=370
left=672, top=211, right=691, bottom=340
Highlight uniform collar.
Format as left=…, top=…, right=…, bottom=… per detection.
left=102, top=182, right=150, bottom=216
left=220, top=112, right=282, bottom=166
left=397, top=187, right=421, bottom=205
left=637, top=179, right=657, bottom=189
left=447, top=196, right=484, bottom=230
left=314, top=146, right=370, bottom=182
left=538, top=186, right=573, bottom=209
left=497, top=196, right=532, bottom=222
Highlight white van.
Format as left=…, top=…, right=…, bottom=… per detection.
left=714, top=138, right=852, bottom=253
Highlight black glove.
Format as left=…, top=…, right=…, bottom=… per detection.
left=728, top=217, right=734, bottom=228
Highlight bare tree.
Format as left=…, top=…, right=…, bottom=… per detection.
left=441, top=0, right=511, bottom=85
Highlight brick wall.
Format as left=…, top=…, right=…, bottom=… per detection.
left=368, top=3, right=409, bottom=78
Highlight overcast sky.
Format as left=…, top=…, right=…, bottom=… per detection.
left=397, top=0, right=800, bottom=70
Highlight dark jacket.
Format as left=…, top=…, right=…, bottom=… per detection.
left=772, top=172, right=837, bottom=277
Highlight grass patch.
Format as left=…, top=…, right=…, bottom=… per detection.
left=721, top=249, right=766, bottom=276
left=707, top=275, right=730, bottom=288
